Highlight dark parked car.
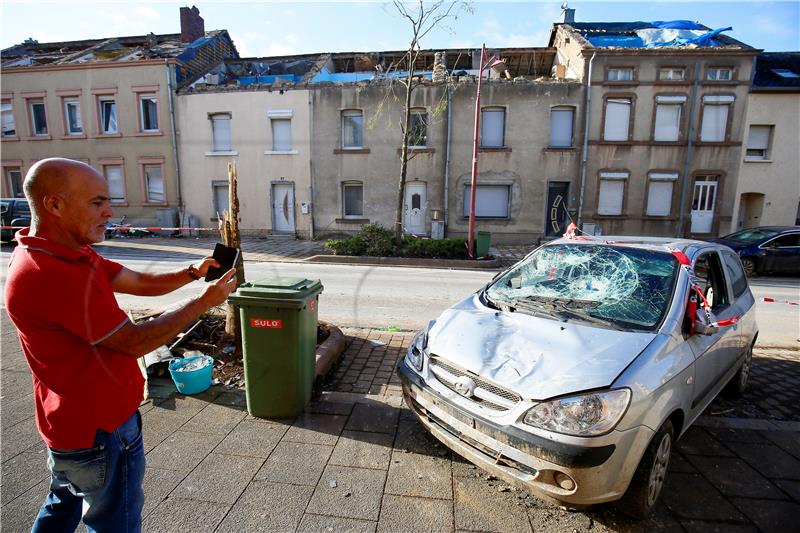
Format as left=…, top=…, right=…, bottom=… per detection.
left=1, top=198, right=31, bottom=242
left=712, top=226, right=800, bottom=276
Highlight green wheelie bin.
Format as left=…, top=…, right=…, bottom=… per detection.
left=227, top=277, right=323, bottom=418
left=475, top=231, right=491, bottom=258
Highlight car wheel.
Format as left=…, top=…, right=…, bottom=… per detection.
left=724, top=343, right=753, bottom=398
left=616, top=420, right=674, bottom=519
left=741, top=258, right=758, bottom=277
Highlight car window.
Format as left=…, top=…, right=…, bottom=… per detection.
left=723, top=228, right=782, bottom=243
left=765, top=233, right=800, bottom=248
left=0, top=200, right=8, bottom=214
left=721, top=251, right=748, bottom=299
left=486, top=244, right=679, bottom=330
left=693, top=252, right=729, bottom=311
left=13, top=201, right=30, bottom=216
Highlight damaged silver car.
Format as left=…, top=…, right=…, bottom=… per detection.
left=398, top=237, right=757, bottom=517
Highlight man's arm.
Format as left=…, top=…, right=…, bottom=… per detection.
left=99, top=267, right=237, bottom=357
left=111, top=257, right=219, bottom=296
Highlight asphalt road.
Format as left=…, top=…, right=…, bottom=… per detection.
left=1, top=252, right=797, bottom=346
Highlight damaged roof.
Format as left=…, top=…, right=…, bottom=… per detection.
left=1, top=30, right=234, bottom=68
left=552, top=20, right=754, bottom=50
left=752, top=52, right=800, bottom=91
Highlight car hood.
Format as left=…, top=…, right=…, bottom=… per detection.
left=427, top=294, right=657, bottom=400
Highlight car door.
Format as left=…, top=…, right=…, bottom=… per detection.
left=760, top=233, right=800, bottom=274
left=721, top=250, right=753, bottom=355
left=686, top=250, right=738, bottom=412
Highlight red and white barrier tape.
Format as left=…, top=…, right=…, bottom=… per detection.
left=762, top=297, right=799, bottom=306
left=1, top=225, right=219, bottom=231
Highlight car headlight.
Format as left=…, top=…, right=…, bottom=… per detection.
left=406, top=323, right=433, bottom=371
left=522, top=389, right=631, bottom=437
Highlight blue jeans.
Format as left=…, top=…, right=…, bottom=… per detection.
left=31, top=411, right=145, bottom=533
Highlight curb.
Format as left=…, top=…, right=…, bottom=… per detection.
left=315, top=321, right=346, bottom=380
left=306, top=254, right=502, bottom=269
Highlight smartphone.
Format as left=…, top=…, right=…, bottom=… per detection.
left=205, top=243, right=240, bottom=282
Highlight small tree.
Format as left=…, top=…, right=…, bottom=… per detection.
left=220, top=162, right=246, bottom=348
left=390, top=0, right=470, bottom=242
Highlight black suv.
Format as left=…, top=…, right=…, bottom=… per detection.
left=1, top=198, right=31, bottom=242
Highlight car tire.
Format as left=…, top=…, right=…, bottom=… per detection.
left=741, top=257, right=758, bottom=277
left=616, top=420, right=674, bottom=519
left=724, top=343, right=753, bottom=398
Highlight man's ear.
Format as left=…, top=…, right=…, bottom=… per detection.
left=41, top=194, right=66, bottom=219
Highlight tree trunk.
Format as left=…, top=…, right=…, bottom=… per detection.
left=221, top=162, right=245, bottom=352
left=394, top=52, right=416, bottom=243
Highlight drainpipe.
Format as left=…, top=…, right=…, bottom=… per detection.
left=444, top=84, right=453, bottom=229
left=577, top=52, right=596, bottom=227
left=166, top=60, right=183, bottom=222
left=678, top=62, right=702, bottom=237
left=308, top=90, right=316, bottom=240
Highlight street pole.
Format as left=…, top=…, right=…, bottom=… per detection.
left=467, top=44, right=486, bottom=259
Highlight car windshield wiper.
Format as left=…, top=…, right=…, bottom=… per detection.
left=509, top=297, right=628, bottom=330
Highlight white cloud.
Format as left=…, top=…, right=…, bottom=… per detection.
left=134, top=6, right=160, bottom=20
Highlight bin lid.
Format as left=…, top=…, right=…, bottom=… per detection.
left=230, top=277, right=323, bottom=300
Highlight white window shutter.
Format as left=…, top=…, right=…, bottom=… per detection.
left=481, top=109, right=505, bottom=147
left=1, top=103, right=15, bottom=134
left=598, top=180, right=624, bottom=215
left=654, top=104, right=681, bottom=141
left=463, top=185, right=510, bottom=218
left=700, top=104, right=729, bottom=142
left=603, top=99, right=630, bottom=141
left=214, top=185, right=229, bottom=214
left=646, top=181, right=673, bottom=216
left=550, top=108, right=574, bottom=147
left=212, top=117, right=232, bottom=151
left=271, top=119, right=292, bottom=151
left=747, top=126, right=770, bottom=150
left=105, top=166, right=125, bottom=201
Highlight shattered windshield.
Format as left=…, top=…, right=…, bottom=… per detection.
left=485, top=244, right=678, bottom=330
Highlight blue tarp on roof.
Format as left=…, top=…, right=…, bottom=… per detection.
left=236, top=74, right=299, bottom=85
left=310, top=67, right=433, bottom=84
left=586, top=35, right=645, bottom=48
left=584, top=22, right=732, bottom=48
left=650, top=20, right=705, bottom=30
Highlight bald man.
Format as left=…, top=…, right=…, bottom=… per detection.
left=4, top=158, right=238, bottom=532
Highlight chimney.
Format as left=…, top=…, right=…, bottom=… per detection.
left=561, top=4, right=575, bottom=24
left=180, top=6, right=205, bottom=43
left=432, top=52, right=448, bottom=83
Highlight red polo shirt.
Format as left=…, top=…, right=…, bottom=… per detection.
left=4, top=229, right=144, bottom=449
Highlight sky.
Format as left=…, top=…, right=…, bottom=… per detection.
left=1, top=1, right=798, bottom=56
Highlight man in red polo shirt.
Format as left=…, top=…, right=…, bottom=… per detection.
left=4, top=158, right=238, bottom=532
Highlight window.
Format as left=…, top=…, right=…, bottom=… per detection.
left=607, top=68, right=634, bottom=81
left=745, top=125, right=773, bottom=160
left=138, top=93, right=158, bottom=132
left=98, top=97, right=118, bottom=134
left=721, top=250, right=748, bottom=298
left=462, top=185, right=510, bottom=219
left=693, top=253, right=729, bottom=310
left=341, top=110, right=363, bottom=149
left=143, top=164, right=164, bottom=203
left=771, top=68, right=800, bottom=79
left=271, top=119, right=292, bottom=151
left=342, top=182, right=363, bottom=217
left=409, top=109, right=428, bottom=147
left=212, top=181, right=229, bottom=216
left=28, top=99, right=48, bottom=136
left=5, top=167, right=23, bottom=197
left=765, top=233, right=800, bottom=248
left=64, top=99, right=83, bottom=135
left=1, top=101, right=16, bottom=137
left=653, top=95, right=686, bottom=142
left=603, top=98, right=631, bottom=141
left=480, top=107, right=505, bottom=148
left=597, top=171, right=627, bottom=215
left=210, top=114, right=232, bottom=152
left=700, top=95, right=734, bottom=142
left=659, top=68, right=685, bottom=81
left=707, top=67, right=732, bottom=81
left=102, top=164, right=125, bottom=203
left=549, top=106, right=574, bottom=147
left=646, top=172, right=678, bottom=216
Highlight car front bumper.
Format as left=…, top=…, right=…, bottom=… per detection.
left=398, top=358, right=655, bottom=506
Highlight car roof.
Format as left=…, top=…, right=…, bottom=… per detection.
left=544, top=235, right=723, bottom=258
left=729, top=226, right=800, bottom=233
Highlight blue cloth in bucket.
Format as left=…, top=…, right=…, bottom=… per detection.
left=169, top=355, right=214, bottom=395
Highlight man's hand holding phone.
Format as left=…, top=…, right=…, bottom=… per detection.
left=201, top=267, right=238, bottom=307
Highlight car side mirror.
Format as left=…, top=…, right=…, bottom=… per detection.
left=693, top=308, right=719, bottom=336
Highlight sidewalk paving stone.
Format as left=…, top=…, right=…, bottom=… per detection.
left=214, top=419, right=288, bottom=458
left=141, top=467, right=185, bottom=519
left=1, top=418, right=43, bottom=463
left=172, top=452, right=264, bottom=505
left=283, top=413, right=348, bottom=446
left=731, top=498, right=800, bottom=532
left=142, top=497, right=230, bottom=533
left=216, top=480, right=313, bottom=532
left=680, top=521, right=758, bottom=533
left=660, top=472, right=748, bottom=522
left=377, top=494, right=454, bottom=533
left=0, top=392, right=34, bottom=428
left=329, top=430, right=394, bottom=470
left=305, top=465, right=387, bottom=521
left=254, top=441, right=333, bottom=486
left=385, top=451, right=452, bottom=499
left=685, top=455, right=787, bottom=499
left=181, top=403, right=248, bottom=435
left=453, top=475, right=533, bottom=533
left=296, top=513, right=377, bottom=533
left=145, top=430, right=224, bottom=475
left=0, top=448, right=49, bottom=505
left=723, top=441, right=800, bottom=480
left=345, top=402, right=400, bottom=435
